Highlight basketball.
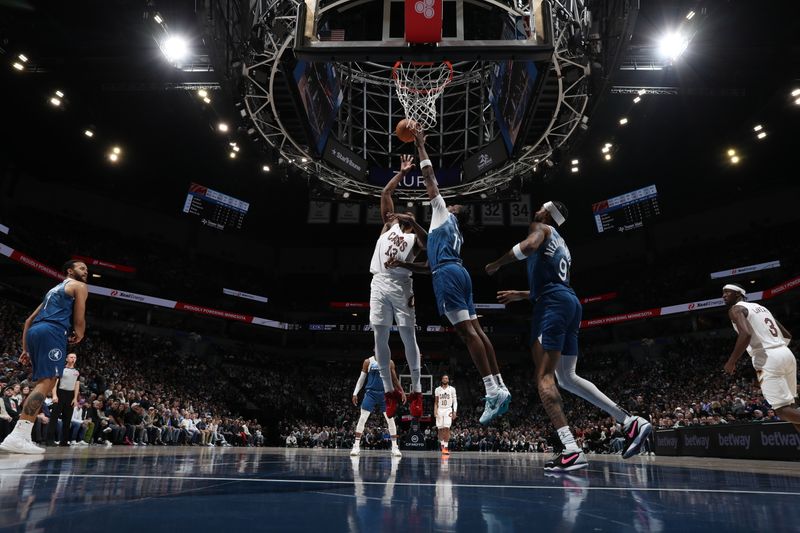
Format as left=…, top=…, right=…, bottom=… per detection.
left=395, top=118, right=417, bottom=143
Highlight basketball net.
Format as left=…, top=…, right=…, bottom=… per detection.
left=392, top=61, right=453, bottom=132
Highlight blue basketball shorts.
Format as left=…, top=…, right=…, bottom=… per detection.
left=361, top=389, right=386, bottom=413
left=26, top=321, right=69, bottom=381
left=432, top=263, right=476, bottom=324
left=530, top=289, right=582, bottom=355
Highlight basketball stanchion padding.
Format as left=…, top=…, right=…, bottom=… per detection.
left=405, top=0, right=443, bottom=44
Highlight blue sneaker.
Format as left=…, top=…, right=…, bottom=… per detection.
left=497, top=388, right=511, bottom=416
left=479, top=388, right=510, bottom=425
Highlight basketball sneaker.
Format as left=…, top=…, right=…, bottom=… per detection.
left=622, top=416, right=652, bottom=459
left=391, top=444, right=402, bottom=457
left=441, top=445, right=449, bottom=456
left=409, top=392, right=423, bottom=418
left=479, top=388, right=510, bottom=425
left=384, top=389, right=403, bottom=418
left=0, top=434, right=45, bottom=455
left=544, top=451, right=588, bottom=472
left=350, top=445, right=360, bottom=457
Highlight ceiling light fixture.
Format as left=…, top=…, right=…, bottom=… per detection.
left=619, top=117, right=628, bottom=125
left=218, top=123, right=229, bottom=132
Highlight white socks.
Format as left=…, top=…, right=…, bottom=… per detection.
left=12, top=419, right=33, bottom=438
left=482, top=375, right=498, bottom=396
left=372, top=325, right=394, bottom=391
left=494, top=373, right=507, bottom=391
left=557, top=425, right=581, bottom=453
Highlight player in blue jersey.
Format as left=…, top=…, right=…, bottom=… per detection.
left=351, top=355, right=405, bottom=457
left=0, top=260, right=89, bottom=455
left=409, top=128, right=510, bottom=425
left=486, top=202, right=651, bottom=472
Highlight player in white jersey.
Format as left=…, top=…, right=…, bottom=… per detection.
left=369, top=154, right=427, bottom=420
left=723, top=284, right=799, bottom=431
left=433, top=375, right=457, bottom=455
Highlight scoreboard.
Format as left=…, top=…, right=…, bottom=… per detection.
left=592, top=185, right=660, bottom=234
left=182, top=183, right=250, bottom=230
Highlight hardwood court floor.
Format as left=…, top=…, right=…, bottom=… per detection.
left=0, top=447, right=798, bottom=532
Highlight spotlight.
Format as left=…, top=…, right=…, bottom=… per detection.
left=198, top=89, right=208, bottom=98
left=154, top=14, right=163, bottom=24
left=757, top=131, right=767, bottom=139
left=84, top=130, right=94, bottom=138
left=407, top=201, right=414, bottom=207
left=233, top=145, right=240, bottom=152
left=753, top=125, right=763, bottom=132
left=262, top=165, right=270, bottom=172
left=55, top=90, right=64, bottom=98
left=604, top=142, right=612, bottom=147
left=49, top=97, right=61, bottom=107
left=108, top=153, right=119, bottom=163
left=601, top=145, right=610, bottom=154
left=18, top=54, right=28, bottom=63
left=730, top=155, right=740, bottom=164
left=619, top=117, right=628, bottom=125
left=229, top=142, right=237, bottom=146
left=229, top=151, right=237, bottom=159
left=203, top=97, right=211, bottom=104
left=570, top=166, right=578, bottom=173
left=301, top=157, right=308, bottom=163
left=795, top=97, right=800, bottom=106
left=161, top=35, right=190, bottom=63
left=791, top=89, right=800, bottom=97
left=12, top=62, right=24, bottom=71
left=604, top=153, right=612, bottom=161
left=658, top=32, right=689, bottom=61
left=637, top=89, right=646, bottom=96
left=112, top=146, right=121, bottom=154
left=727, top=148, right=736, bottom=156
left=480, top=193, right=487, bottom=199
left=342, top=192, right=351, bottom=199
left=571, top=159, right=579, bottom=165
left=686, top=10, right=695, bottom=20
left=633, top=96, right=641, bottom=104
left=218, top=122, right=229, bottom=132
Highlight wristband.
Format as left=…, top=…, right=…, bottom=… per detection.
left=512, top=243, right=527, bottom=260
left=419, top=159, right=432, bottom=169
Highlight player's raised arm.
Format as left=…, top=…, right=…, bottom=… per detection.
left=391, top=212, right=427, bottom=249
left=485, top=222, right=550, bottom=276
left=412, top=128, right=439, bottom=200
left=725, top=305, right=752, bottom=374
left=380, top=155, right=415, bottom=233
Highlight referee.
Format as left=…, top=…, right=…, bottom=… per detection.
left=49, top=352, right=80, bottom=446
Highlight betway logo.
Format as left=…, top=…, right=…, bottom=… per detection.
left=718, top=433, right=750, bottom=449
left=683, top=435, right=709, bottom=449
left=109, top=290, right=145, bottom=302
left=657, top=436, right=677, bottom=448
left=761, top=431, right=800, bottom=448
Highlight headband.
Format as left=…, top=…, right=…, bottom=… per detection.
left=723, top=284, right=746, bottom=296
left=543, top=201, right=565, bottom=226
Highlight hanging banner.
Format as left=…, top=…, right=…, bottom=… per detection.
left=337, top=203, right=360, bottom=224
left=0, top=223, right=9, bottom=235
left=72, top=255, right=136, bottom=274
left=307, top=201, right=332, bottom=224
left=710, top=260, right=781, bottom=279
left=223, top=288, right=269, bottom=303
left=481, top=203, right=504, bottom=226
left=366, top=204, right=383, bottom=225
left=509, top=194, right=532, bottom=226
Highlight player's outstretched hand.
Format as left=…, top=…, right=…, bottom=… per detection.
left=399, top=154, right=415, bottom=174
left=68, top=332, right=83, bottom=345
left=390, top=212, right=414, bottom=223
left=485, top=262, right=500, bottom=276
left=450, top=411, right=457, bottom=421
left=723, top=359, right=737, bottom=375
left=352, top=395, right=358, bottom=406
left=496, top=290, right=526, bottom=304
left=411, top=127, right=427, bottom=146
left=19, top=351, right=30, bottom=366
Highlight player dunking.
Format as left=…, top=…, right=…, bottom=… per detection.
left=433, top=374, right=457, bottom=455
left=0, top=260, right=89, bottom=455
left=411, top=128, right=510, bottom=425
left=369, top=154, right=426, bottom=419
left=351, top=355, right=405, bottom=457
left=723, top=284, right=800, bottom=431
left=486, top=202, right=650, bottom=472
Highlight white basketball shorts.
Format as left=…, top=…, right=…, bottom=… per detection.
left=436, top=409, right=454, bottom=429
left=370, top=274, right=416, bottom=327
left=755, top=346, right=797, bottom=409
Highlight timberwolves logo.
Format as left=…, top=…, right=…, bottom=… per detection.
left=48, top=349, right=63, bottom=362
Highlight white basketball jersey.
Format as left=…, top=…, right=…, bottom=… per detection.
left=732, top=302, right=788, bottom=368
left=369, top=223, right=416, bottom=277
left=435, top=385, right=456, bottom=410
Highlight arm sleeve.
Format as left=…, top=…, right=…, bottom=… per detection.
left=353, top=372, right=367, bottom=396
left=452, top=388, right=457, bottom=413
left=429, top=195, right=450, bottom=231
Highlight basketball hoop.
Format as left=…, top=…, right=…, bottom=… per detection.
left=392, top=61, right=453, bottom=133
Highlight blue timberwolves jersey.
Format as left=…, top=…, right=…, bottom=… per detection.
left=33, top=279, right=74, bottom=330
left=527, top=225, right=575, bottom=300
left=365, top=357, right=384, bottom=392
left=428, top=214, right=464, bottom=270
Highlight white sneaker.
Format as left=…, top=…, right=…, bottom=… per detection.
left=479, top=388, right=511, bottom=425
left=0, top=434, right=45, bottom=455
left=75, top=441, right=88, bottom=447
left=391, top=446, right=402, bottom=457
left=350, top=447, right=360, bottom=457
left=69, top=441, right=76, bottom=446
left=622, top=416, right=652, bottom=459
left=105, top=441, right=113, bottom=448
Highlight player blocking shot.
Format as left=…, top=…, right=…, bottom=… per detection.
left=351, top=355, right=405, bottom=457
left=369, top=154, right=427, bottom=419
left=0, top=260, right=89, bottom=455
left=411, top=127, right=510, bottom=425
left=486, top=202, right=651, bottom=472
left=723, top=284, right=800, bottom=432
left=434, top=375, right=457, bottom=455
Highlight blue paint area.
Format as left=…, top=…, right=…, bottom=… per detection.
left=0, top=449, right=798, bottom=532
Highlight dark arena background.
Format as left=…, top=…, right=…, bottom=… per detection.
left=1, top=0, right=799, bottom=531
